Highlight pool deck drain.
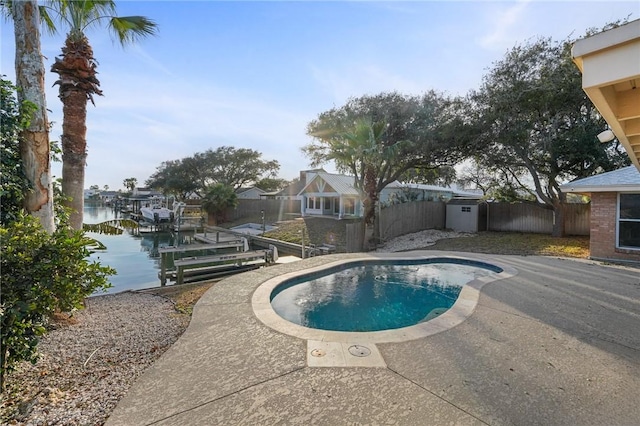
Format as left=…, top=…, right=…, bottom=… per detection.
left=307, top=340, right=386, bottom=367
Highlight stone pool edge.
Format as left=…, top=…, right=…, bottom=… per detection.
left=251, top=252, right=518, bottom=345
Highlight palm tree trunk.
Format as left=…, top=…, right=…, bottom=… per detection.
left=60, top=90, right=88, bottom=230
left=12, top=0, right=55, bottom=233
left=52, top=35, right=100, bottom=230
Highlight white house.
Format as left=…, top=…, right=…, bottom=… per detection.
left=83, top=188, right=99, bottom=200
left=298, top=172, right=362, bottom=219
left=297, top=171, right=474, bottom=219
left=379, top=182, right=481, bottom=205
left=132, top=187, right=163, bottom=198
left=236, top=187, right=266, bottom=200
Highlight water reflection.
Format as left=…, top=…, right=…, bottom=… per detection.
left=85, top=204, right=190, bottom=294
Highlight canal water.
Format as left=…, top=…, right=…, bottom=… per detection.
left=85, top=205, right=189, bottom=294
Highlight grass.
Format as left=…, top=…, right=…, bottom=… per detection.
left=263, top=220, right=306, bottom=244
left=423, top=231, right=590, bottom=258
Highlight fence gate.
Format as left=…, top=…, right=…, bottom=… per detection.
left=345, top=222, right=363, bottom=253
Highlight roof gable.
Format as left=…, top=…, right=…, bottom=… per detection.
left=298, top=172, right=359, bottom=196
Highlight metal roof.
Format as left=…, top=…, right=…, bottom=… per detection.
left=298, top=172, right=359, bottom=196
left=560, top=166, right=640, bottom=193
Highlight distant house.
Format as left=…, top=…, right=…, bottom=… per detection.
left=298, top=170, right=472, bottom=219
left=271, top=180, right=304, bottom=201
left=132, top=187, right=163, bottom=198
left=560, top=166, right=640, bottom=264
left=269, top=169, right=325, bottom=201
left=236, top=187, right=266, bottom=200
left=298, top=172, right=361, bottom=219
left=83, top=188, right=99, bottom=200
left=100, top=190, right=120, bottom=203
left=380, top=182, right=481, bottom=205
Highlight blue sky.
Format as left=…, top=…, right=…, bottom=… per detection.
left=2, top=1, right=638, bottom=191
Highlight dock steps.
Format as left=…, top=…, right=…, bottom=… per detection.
left=172, top=250, right=271, bottom=285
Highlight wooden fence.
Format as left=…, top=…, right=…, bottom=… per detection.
left=379, top=201, right=446, bottom=242
left=224, top=199, right=301, bottom=222
left=346, top=222, right=364, bottom=253
left=487, top=202, right=590, bottom=235
left=221, top=199, right=589, bottom=253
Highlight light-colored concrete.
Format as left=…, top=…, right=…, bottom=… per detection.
left=306, top=340, right=387, bottom=368
left=107, top=252, right=640, bottom=426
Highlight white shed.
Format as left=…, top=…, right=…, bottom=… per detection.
left=446, top=199, right=487, bottom=233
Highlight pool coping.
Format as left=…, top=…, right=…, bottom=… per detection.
left=252, top=253, right=518, bottom=345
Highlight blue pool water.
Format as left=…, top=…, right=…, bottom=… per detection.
left=270, top=259, right=501, bottom=332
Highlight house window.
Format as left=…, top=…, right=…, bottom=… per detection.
left=618, top=193, right=640, bottom=249
left=343, top=198, right=356, bottom=215
left=461, top=206, right=471, bottom=213
left=307, top=197, right=320, bottom=210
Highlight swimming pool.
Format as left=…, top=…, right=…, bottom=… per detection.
left=252, top=254, right=517, bottom=344
left=270, top=258, right=501, bottom=332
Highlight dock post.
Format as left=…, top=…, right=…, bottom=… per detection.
left=160, top=252, right=167, bottom=286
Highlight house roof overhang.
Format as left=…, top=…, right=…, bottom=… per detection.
left=560, top=166, right=640, bottom=194
left=572, top=20, right=640, bottom=171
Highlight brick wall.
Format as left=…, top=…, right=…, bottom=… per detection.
left=589, top=192, right=640, bottom=262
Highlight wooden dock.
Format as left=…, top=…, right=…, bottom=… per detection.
left=172, top=250, right=271, bottom=285
left=157, top=238, right=247, bottom=285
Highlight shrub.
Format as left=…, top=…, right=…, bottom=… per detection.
left=0, top=215, right=114, bottom=391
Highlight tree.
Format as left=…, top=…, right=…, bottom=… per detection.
left=456, top=158, right=499, bottom=196
left=304, top=92, right=462, bottom=248
left=201, top=183, right=238, bottom=225
left=122, top=177, right=137, bottom=192
left=147, top=147, right=280, bottom=198
left=1, top=78, right=32, bottom=225
left=145, top=158, right=200, bottom=199
left=255, top=177, right=289, bottom=192
left=8, top=0, right=55, bottom=233
left=0, top=80, right=114, bottom=392
left=399, top=165, right=457, bottom=187
left=43, top=1, right=157, bottom=229
left=466, top=36, right=629, bottom=236
left=196, top=146, right=280, bottom=191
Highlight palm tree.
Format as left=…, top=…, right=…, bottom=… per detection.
left=7, top=0, right=55, bottom=232
left=123, top=177, right=137, bottom=192
left=202, top=184, right=239, bottom=226
left=308, top=117, right=405, bottom=248
left=44, top=0, right=157, bottom=229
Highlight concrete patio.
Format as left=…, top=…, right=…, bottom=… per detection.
left=107, top=252, right=640, bottom=425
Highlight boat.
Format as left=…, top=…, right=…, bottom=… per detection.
left=139, top=198, right=175, bottom=225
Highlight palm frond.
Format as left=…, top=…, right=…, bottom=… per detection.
left=38, top=5, right=58, bottom=35
left=109, top=16, right=158, bottom=45
left=83, top=219, right=139, bottom=235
